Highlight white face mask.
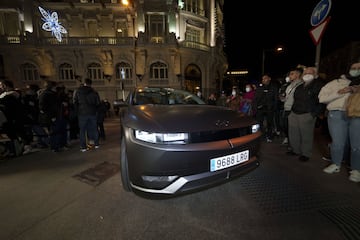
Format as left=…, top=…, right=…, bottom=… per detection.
left=349, top=69, right=360, bottom=77
left=302, top=74, right=314, bottom=82
left=232, top=90, right=236, bottom=96
left=245, top=87, right=251, bottom=92
left=285, top=76, right=290, bottom=83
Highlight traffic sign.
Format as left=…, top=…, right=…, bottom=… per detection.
left=309, top=17, right=331, bottom=45
left=310, top=0, right=331, bottom=26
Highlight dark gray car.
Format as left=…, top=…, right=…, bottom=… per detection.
left=119, top=87, right=262, bottom=197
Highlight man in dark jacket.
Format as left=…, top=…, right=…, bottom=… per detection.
left=253, top=74, right=279, bottom=142
left=288, top=67, right=326, bottom=161
left=73, top=78, right=101, bottom=152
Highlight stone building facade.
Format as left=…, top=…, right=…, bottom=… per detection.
left=0, top=0, right=227, bottom=103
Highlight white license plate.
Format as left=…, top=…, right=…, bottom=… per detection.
left=210, top=150, right=249, bottom=172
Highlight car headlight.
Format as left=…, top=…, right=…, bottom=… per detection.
left=135, top=130, right=189, bottom=144
left=252, top=124, right=260, bottom=133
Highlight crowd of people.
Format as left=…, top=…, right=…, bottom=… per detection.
left=205, top=61, right=360, bottom=183
left=0, top=78, right=111, bottom=159
left=1, top=62, right=360, bottom=184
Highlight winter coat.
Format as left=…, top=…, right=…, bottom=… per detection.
left=318, top=75, right=351, bottom=111
left=73, top=85, right=100, bottom=116
left=291, top=78, right=326, bottom=118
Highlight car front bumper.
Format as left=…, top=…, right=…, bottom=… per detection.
left=124, top=129, right=262, bottom=195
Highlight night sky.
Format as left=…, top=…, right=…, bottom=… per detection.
left=223, top=0, right=360, bottom=81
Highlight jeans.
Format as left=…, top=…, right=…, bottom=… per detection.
left=328, top=111, right=348, bottom=166
left=349, top=116, right=360, bottom=170
left=328, top=110, right=360, bottom=170
left=78, top=115, right=99, bottom=149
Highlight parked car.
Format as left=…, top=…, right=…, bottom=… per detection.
left=119, top=87, right=262, bottom=197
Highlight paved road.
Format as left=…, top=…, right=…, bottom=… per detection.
left=1, top=117, right=359, bottom=240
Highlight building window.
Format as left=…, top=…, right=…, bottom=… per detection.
left=183, top=0, right=205, bottom=16
left=0, top=12, right=20, bottom=35
left=87, top=62, right=103, bottom=80
left=115, top=21, right=128, bottom=37
left=115, top=62, right=132, bottom=80
left=186, top=27, right=200, bottom=43
left=87, top=20, right=98, bottom=37
left=21, top=63, right=39, bottom=81
left=149, top=61, right=168, bottom=85
left=146, top=14, right=166, bottom=43
left=115, top=62, right=133, bottom=86
left=59, top=63, right=75, bottom=81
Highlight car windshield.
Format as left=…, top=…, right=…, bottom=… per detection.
left=132, top=87, right=206, bottom=105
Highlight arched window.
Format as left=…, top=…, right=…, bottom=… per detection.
left=21, top=63, right=40, bottom=81
left=115, top=62, right=132, bottom=80
left=149, top=61, right=168, bottom=85
left=87, top=62, right=103, bottom=80
left=59, top=63, right=75, bottom=81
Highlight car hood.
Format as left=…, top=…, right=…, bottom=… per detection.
left=121, top=105, right=256, bottom=132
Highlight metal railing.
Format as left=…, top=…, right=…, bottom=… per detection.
left=0, top=35, right=211, bottom=52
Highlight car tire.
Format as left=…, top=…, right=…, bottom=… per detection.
left=120, top=136, right=132, bottom=192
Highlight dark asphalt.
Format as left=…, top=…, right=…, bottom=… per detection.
left=1, top=117, right=359, bottom=240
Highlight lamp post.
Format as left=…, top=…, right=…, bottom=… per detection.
left=261, top=46, right=284, bottom=75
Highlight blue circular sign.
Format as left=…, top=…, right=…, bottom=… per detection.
left=310, top=0, right=332, bottom=26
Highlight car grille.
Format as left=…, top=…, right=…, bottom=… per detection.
left=189, top=127, right=251, bottom=143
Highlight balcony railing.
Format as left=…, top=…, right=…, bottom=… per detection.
left=0, top=36, right=135, bottom=46
left=181, top=41, right=210, bottom=51
left=0, top=35, right=211, bottom=52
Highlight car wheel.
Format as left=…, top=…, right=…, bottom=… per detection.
left=120, top=136, right=132, bottom=192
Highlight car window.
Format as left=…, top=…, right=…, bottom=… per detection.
left=132, top=88, right=206, bottom=105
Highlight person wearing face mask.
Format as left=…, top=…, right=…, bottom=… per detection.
left=319, top=62, right=360, bottom=182
left=287, top=67, right=326, bottom=162
left=283, top=67, right=304, bottom=148
left=239, top=84, right=255, bottom=116
left=226, top=87, right=242, bottom=112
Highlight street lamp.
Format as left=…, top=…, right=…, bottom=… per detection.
left=262, top=46, right=284, bottom=75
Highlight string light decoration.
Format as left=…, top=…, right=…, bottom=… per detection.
left=38, top=6, right=67, bottom=42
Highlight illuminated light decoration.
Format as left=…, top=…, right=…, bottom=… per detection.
left=38, top=6, right=67, bottom=42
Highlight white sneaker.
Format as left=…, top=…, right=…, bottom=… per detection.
left=282, top=137, right=288, bottom=145
left=323, top=164, right=340, bottom=174
left=22, top=145, right=32, bottom=155
left=349, top=170, right=360, bottom=183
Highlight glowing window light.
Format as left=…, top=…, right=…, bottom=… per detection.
left=38, top=6, right=67, bottom=42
